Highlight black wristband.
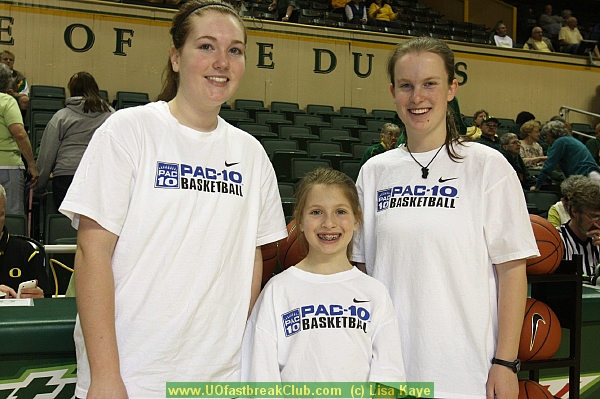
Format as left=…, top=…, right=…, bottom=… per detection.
left=491, top=357, right=521, bottom=373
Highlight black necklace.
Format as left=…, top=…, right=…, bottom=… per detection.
left=405, top=144, right=445, bottom=179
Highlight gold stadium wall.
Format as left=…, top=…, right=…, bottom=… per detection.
left=1, top=0, right=599, bottom=125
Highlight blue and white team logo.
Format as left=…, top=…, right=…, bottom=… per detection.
left=155, top=162, right=179, bottom=188
left=282, top=308, right=301, bottom=337
left=377, top=189, right=392, bottom=212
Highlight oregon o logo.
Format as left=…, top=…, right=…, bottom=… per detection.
left=9, top=267, right=21, bottom=278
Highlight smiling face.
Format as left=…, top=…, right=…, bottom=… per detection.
left=390, top=51, right=457, bottom=145
left=170, top=11, right=246, bottom=110
left=298, top=184, right=358, bottom=261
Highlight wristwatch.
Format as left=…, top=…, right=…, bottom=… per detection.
left=285, top=14, right=289, bottom=18
left=491, top=357, right=521, bottom=373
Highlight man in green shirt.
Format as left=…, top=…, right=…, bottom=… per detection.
left=360, top=123, right=401, bottom=167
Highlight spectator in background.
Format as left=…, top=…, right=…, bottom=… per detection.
left=0, top=51, right=29, bottom=113
left=585, top=122, right=600, bottom=165
left=465, top=109, right=488, bottom=141
left=475, top=115, right=502, bottom=152
left=531, top=121, right=600, bottom=191
left=559, top=17, right=600, bottom=56
left=0, top=63, right=37, bottom=214
left=34, top=72, right=114, bottom=208
left=547, top=175, right=587, bottom=228
left=0, top=184, right=48, bottom=298
left=368, top=0, right=400, bottom=29
left=520, top=120, right=546, bottom=169
left=493, top=21, right=513, bottom=48
left=539, top=4, right=562, bottom=36
left=561, top=9, right=572, bottom=25
left=524, top=27, right=555, bottom=52
left=557, top=175, right=600, bottom=277
left=360, top=123, right=401, bottom=167
left=269, top=0, right=298, bottom=22
left=345, top=0, right=367, bottom=25
left=559, top=17, right=582, bottom=53
left=331, top=0, right=350, bottom=14
left=508, top=111, right=535, bottom=138
left=500, top=133, right=536, bottom=190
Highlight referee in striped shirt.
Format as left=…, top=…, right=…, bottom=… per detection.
left=557, top=175, right=600, bottom=276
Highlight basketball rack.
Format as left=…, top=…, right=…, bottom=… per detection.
left=522, top=256, right=583, bottom=399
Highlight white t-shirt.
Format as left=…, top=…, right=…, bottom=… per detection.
left=242, top=266, right=406, bottom=383
left=494, top=35, right=513, bottom=48
left=60, top=101, right=288, bottom=398
left=352, top=142, right=538, bottom=399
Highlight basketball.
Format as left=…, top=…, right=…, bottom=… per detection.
left=518, top=298, right=562, bottom=361
left=527, top=215, right=564, bottom=275
left=261, top=241, right=279, bottom=285
left=518, top=380, right=554, bottom=399
left=277, top=220, right=306, bottom=269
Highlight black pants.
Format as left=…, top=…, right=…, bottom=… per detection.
left=52, top=175, right=74, bottom=209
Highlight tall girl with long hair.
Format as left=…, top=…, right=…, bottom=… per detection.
left=353, top=37, right=539, bottom=399
left=60, top=2, right=287, bottom=398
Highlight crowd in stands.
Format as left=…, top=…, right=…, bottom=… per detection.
left=120, top=0, right=600, bottom=59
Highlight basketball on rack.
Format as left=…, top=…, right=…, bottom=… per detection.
left=278, top=219, right=306, bottom=270
left=518, top=298, right=562, bottom=361
left=518, top=379, right=554, bottom=399
left=527, top=215, right=564, bottom=275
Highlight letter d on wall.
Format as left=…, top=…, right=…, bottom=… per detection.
left=314, top=48, right=337, bottom=74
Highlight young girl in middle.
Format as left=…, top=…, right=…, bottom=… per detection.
left=242, top=167, right=405, bottom=383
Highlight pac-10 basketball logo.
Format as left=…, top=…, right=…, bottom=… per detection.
left=155, top=162, right=179, bottom=188
left=282, top=309, right=301, bottom=337
left=377, top=189, right=392, bottom=212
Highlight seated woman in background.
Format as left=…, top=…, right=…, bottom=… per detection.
left=547, top=175, right=587, bottom=228
left=465, top=109, right=487, bottom=141
left=368, top=0, right=400, bottom=28
left=520, top=120, right=546, bottom=169
left=35, top=72, right=113, bottom=207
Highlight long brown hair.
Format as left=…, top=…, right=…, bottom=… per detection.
left=68, top=72, right=110, bottom=113
left=157, top=0, right=246, bottom=102
left=387, top=36, right=464, bottom=161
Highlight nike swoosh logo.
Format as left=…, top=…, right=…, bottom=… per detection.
left=438, top=177, right=458, bottom=183
left=225, top=161, right=240, bottom=167
left=353, top=298, right=370, bottom=303
left=530, top=313, right=546, bottom=350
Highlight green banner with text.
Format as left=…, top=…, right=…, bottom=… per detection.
left=166, top=382, right=434, bottom=398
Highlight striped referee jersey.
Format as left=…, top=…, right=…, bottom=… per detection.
left=558, top=223, right=600, bottom=276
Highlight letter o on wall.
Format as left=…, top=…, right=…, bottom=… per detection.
left=64, top=24, right=95, bottom=52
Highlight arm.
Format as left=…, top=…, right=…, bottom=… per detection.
left=521, top=155, right=547, bottom=167
left=486, top=259, right=527, bottom=399
left=345, top=5, right=353, bottom=22
left=8, top=123, right=38, bottom=188
left=75, top=216, right=128, bottom=399
left=34, top=120, right=61, bottom=196
left=533, top=140, right=562, bottom=189
left=0, top=284, right=17, bottom=298
left=368, top=4, right=378, bottom=19
left=249, top=247, right=263, bottom=317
